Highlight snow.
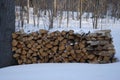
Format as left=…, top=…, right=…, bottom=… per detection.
left=0, top=63, right=120, bottom=80
left=0, top=22, right=120, bottom=80
left=110, top=26, right=120, bottom=59
left=0, top=9, right=120, bottom=80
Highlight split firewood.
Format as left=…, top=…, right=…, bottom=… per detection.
left=12, top=33, right=18, bottom=39
left=52, top=47, right=58, bottom=53
left=12, top=40, right=18, bottom=47
left=59, top=45, right=65, bottom=51
left=13, top=53, right=20, bottom=58
left=46, top=44, right=53, bottom=49
left=12, top=47, right=17, bottom=51
left=39, top=29, right=48, bottom=34
left=88, top=54, right=95, bottom=59
left=12, top=29, right=116, bottom=64
left=18, top=59, right=23, bottom=64
left=27, top=44, right=32, bottom=48
left=75, top=50, right=81, bottom=54
left=61, top=30, right=67, bottom=36
left=69, top=30, right=74, bottom=35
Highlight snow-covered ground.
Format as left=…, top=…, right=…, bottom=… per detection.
left=0, top=63, right=120, bottom=80
left=0, top=9, right=120, bottom=80
left=0, top=21, right=120, bottom=80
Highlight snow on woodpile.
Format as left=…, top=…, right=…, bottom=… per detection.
left=12, top=29, right=116, bottom=64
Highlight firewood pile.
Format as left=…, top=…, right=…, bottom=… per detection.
left=12, top=29, right=116, bottom=64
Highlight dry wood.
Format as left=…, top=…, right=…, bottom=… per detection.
left=66, top=45, right=73, bottom=51
left=13, top=53, right=20, bottom=58
left=74, top=44, right=79, bottom=50
left=61, top=30, right=67, bottom=36
left=12, top=33, right=18, bottom=39
left=31, top=47, right=38, bottom=52
left=46, top=44, right=53, bottom=49
left=26, top=59, right=32, bottom=64
left=61, top=39, right=67, bottom=44
left=15, top=49, right=22, bottom=53
left=40, top=52, right=48, bottom=57
left=62, top=52, right=68, bottom=57
left=12, top=47, right=17, bottom=51
left=58, top=36, right=64, bottom=41
left=103, top=56, right=110, bottom=62
left=39, top=29, right=48, bottom=34
left=32, top=53, right=37, bottom=57
left=12, top=40, right=18, bottom=47
left=28, top=36, right=34, bottom=40
left=22, top=50, right=27, bottom=55
left=12, top=29, right=116, bottom=64
left=18, top=59, right=23, bottom=64
left=79, top=43, right=85, bottom=49
left=59, top=45, right=65, bottom=51
left=27, top=44, right=32, bottom=48
left=69, top=30, right=74, bottom=35
left=68, top=35, right=74, bottom=39
left=52, top=47, right=58, bottom=53
left=88, top=54, right=95, bottom=59
left=75, top=50, right=81, bottom=54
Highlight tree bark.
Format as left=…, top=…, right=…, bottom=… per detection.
left=80, top=0, right=82, bottom=28
left=0, top=0, right=16, bottom=68
left=53, top=0, right=57, bottom=17
left=27, top=0, right=29, bottom=23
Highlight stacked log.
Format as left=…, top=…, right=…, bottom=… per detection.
left=12, top=29, right=116, bottom=64
left=86, top=30, right=116, bottom=63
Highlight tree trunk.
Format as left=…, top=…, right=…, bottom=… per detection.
left=27, top=0, right=29, bottom=24
left=0, top=0, right=16, bottom=68
left=80, top=0, right=82, bottom=28
left=49, top=0, right=54, bottom=29
left=53, top=0, right=57, bottom=17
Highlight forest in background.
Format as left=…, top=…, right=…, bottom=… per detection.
left=15, top=0, right=120, bottom=29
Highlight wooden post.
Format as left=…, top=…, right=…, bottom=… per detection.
left=0, top=0, right=16, bottom=68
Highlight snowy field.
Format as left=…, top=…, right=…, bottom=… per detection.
left=0, top=9, right=120, bottom=80
left=0, top=20, right=120, bottom=80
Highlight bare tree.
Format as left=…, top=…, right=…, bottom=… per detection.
left=80, top=0, right=82, bottom=28
left=53, top=0, right=57, bottom=17
left=49, top=0, right=54, bottom=29
left=15, top=0, right=120, bottom=30
left=20, top=0, right=24, bottom=28
left=27, top=0, right=30, bottom=24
